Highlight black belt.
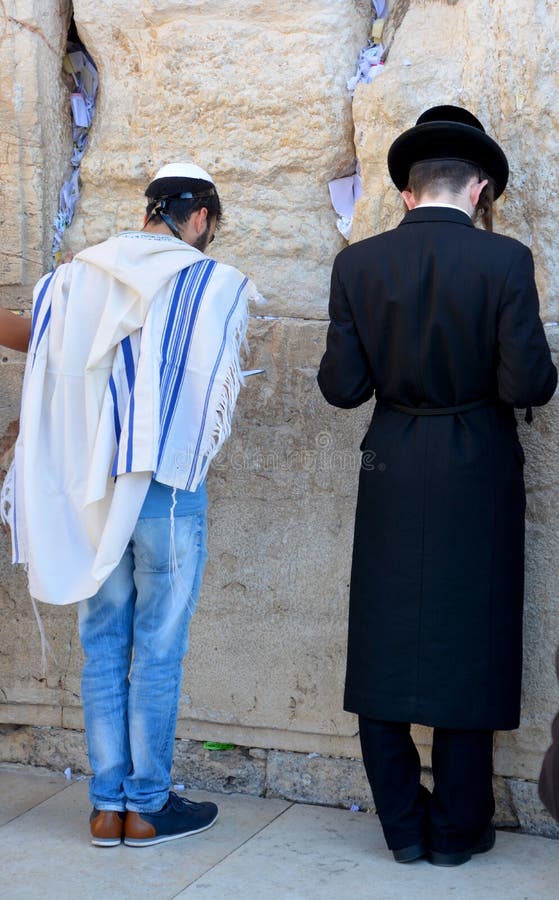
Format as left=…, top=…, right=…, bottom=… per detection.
left=381, top=398, right=492, bottom=416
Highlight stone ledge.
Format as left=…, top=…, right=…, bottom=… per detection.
left=1, top=724, right=557, bottom=838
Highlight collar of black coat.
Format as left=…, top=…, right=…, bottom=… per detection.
left=399, top=206, right=474, bottom=228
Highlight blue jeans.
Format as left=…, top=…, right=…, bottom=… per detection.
left=78, top=511, right=207, bottom=813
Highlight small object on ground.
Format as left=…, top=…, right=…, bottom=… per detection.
left=203, top=741, right=235, bottom=751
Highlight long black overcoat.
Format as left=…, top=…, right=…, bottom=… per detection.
left=318, top=206, right=557, bottom=731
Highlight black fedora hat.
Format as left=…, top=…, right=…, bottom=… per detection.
left=387, top=105, right=509, bottom=198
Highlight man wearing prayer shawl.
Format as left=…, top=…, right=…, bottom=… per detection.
left=4, top=163, right=258, bottom=847
left=318, top=106, right=557, bottom=867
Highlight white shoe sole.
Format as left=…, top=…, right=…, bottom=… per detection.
left=91, top=837, right=122, bottom=847
left=124, top=812, right=218, bottom=847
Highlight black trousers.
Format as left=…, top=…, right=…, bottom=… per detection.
left=359, top=716, right=495, bottom=853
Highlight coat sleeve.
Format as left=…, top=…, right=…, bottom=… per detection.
left=496, top=247, right=557, bottom=408
left=317, top=258, right=374, bottom=409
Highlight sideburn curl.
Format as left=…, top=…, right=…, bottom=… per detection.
left=474, top=177, right=495, bottom=232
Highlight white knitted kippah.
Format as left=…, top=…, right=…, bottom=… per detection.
left=151, top=162, right=214, bottom=185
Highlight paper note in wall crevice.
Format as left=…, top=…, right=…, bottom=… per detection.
left=328, top=167, right=364, bottom=240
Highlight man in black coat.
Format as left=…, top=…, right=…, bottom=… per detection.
left=318, top=106, right=557, bottom=867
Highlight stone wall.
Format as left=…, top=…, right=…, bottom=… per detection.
left=1, top=0, right=559, bottom=834
left=0, top=0, right=71, bottom=301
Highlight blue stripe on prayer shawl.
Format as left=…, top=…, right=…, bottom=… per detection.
left=108, top=337, right=138, bottom=475
left=30, top=272, right=56, bottom=369
left=30, top=271, right=55, bottom=345
left=109, top=345, right=125, bottom=478
left=158, top=261, right=213, bottom=431
left=109, top=375, right=121, bottom=442
left=158, top=268, right=190, bottom=427
left=31, top=307, right=52, bottom=372
left=120, top=337, right=137, bottom=472
left=157, top=259, right=216, bottom=467
left=121, top=336, right=135, bottom=390
left=185, top=276, right=247, bottom=489
left=158, top=260, right=214, bottom=456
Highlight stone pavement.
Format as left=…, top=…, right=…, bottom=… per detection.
left=0, top=765, right=557, bottom=899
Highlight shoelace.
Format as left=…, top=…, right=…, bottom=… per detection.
left=169, top=792, right=198, bottom=810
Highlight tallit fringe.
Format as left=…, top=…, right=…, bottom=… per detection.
left=1, top=459, right=21, bottom=565
left=190, top=295, right=250, bottom=489
left=1, top=459, right=14, bottom=528
left=1, top=460, right=52, bottom=675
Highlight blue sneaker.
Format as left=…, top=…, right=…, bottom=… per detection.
left=124, top=792, right=218, bottom=847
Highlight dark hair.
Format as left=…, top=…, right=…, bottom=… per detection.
left=408, top=159, right=495, bottom=231
left=145, top=178, right=223, bottom=229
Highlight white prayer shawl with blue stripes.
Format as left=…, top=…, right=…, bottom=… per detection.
left=4, top=232, right=255, bottom=606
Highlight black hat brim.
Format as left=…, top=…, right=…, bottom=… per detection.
left=387, top=121, right=509, bottom=198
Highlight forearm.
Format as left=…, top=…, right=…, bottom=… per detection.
left=0, top=308, right=31, bottom=352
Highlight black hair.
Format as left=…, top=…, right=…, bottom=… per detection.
left=145, top=178, right=223, bottom=233
left=408, top=159, right=495, bottom=231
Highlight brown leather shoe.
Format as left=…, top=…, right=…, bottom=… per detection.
left=89, top=808, right=126, bottom=847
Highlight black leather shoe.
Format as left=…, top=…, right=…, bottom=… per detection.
left=428, top=823, right=496, bottom=867
left=392, top=842, right=426, bottom=863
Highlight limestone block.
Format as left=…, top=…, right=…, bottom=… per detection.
left=69, top=0, right=372, bottom=316
left=0, top=724, right=89, bottom=774
left=182, top=318, right=370, bottom=740
left=508, top=778, right=559, bottom=838
left=493, top=776, right=520, bottom=829
left=351, top=0, right=559, bottom=321
left=172, top=740, right=266, bottom=796
left=266, top=749, right=372, bottom=810
left=422, top=769, right=519, bottom=828
left=0, top=1, right=72, bottom=289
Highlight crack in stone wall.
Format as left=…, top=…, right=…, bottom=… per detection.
left=52, top=16, right=98, bottom=264
left=0, top=1, right=72, bottom=289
